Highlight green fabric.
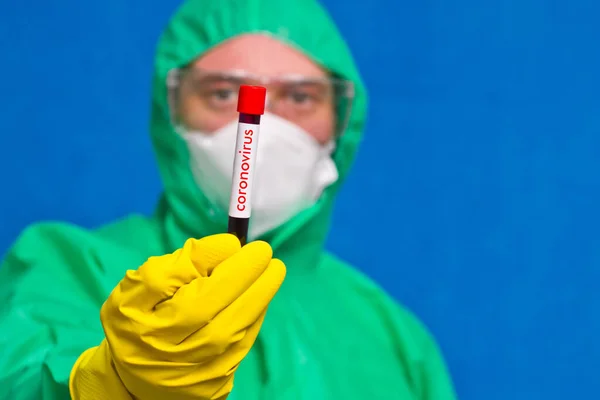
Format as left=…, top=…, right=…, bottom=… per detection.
left=0, top=0, right=457, bottom=398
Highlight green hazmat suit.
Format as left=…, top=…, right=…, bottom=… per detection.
left=0, top=0, right=457, bottom=398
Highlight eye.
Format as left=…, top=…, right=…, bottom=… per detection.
left=204, top=87, right=238, bottom=110
left=289, top=91, right=312, bottom=104
left=211, top=88, right=236, bottom=101
left=284, top=89, right=320, bottom=111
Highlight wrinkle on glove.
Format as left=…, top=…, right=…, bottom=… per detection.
left=69, top=342, right=132, bottom=400
left=100, top=234, right=286, bottom=400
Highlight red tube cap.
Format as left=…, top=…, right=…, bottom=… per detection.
left=237, top=85, right=267, bottom=115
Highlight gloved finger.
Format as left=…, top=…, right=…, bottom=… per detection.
left=107, top=234, right=241, bottom=314
left=151, top=241, right=274, bottom=339
left=121, top=258, right=283, bottom=364
left=170, top=258, right=285, bottom=359
left=113, top=312, right=267, bottom=399
left=186, top=233, right=242, bottom=276
left=144, top=308, right=268, bottom=367
left=182, top=311, right=267, bottom=378
left=211, top=258, right=286, bottom=331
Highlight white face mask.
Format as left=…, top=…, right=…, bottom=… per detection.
left=181, top=112, right=339, bottom=240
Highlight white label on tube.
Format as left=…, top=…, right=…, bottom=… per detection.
left=229, top=122, right=260, bottom=218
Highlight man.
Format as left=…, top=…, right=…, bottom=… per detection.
left=0, top=0, right=457, bottom=398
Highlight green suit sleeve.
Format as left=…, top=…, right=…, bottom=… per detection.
left=393, top=303, right=457, bottom=400
left=0, top=223, right=118, bottom=399
left=415, top=326, right=457, bottom=399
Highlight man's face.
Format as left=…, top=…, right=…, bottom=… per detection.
left=175, top=34, right=336, bottom=144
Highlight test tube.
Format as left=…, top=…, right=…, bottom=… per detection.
left=227, top=84, right=267, bottom=246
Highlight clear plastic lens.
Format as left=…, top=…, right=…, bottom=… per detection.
left=167, top=67, right=354, bottom=137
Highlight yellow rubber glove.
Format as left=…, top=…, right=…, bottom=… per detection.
left=69, top=234, right=286, bottom=400
left=69, top=341, right=132, bottom=399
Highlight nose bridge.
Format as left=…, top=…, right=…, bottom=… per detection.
left=262, top=82, right=285, bottom=114
left=264, top=93, right=292, bottom=121
left=264, top=92, right=279, bottom=116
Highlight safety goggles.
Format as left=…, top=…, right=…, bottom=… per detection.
left=167, top=67, right=355, bottom=137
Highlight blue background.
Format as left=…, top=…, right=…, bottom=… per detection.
left=1, top=0, right=599, bottom=398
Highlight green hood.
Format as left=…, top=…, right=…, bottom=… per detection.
left=150, top=0, right=368, bottom=264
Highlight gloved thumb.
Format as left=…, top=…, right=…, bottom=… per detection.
left=182, top=233, right=242, bottom=277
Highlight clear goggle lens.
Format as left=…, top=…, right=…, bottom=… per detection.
left=167, top=67, right=354, bottom=137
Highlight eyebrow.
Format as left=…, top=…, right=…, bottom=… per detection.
left=193, top=75, right=245, bottom=86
